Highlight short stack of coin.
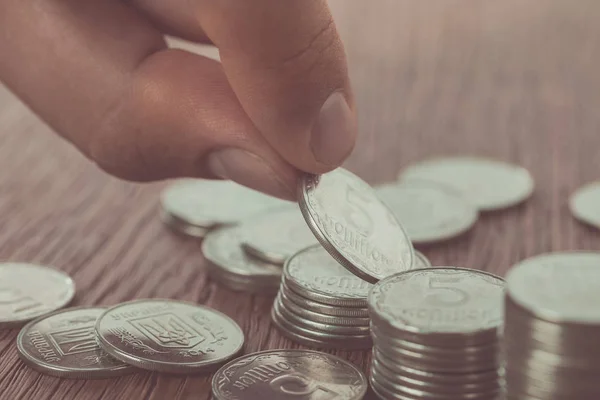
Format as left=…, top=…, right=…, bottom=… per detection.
left=270, top=244, right=373, bottom=349
left=368, top=267, right=506, bottom=400
left=505, top=252, right=600, bottom=400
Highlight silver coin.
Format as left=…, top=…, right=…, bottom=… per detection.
left=274, top=298, right=371, bottom=335
left=17, top=307, right=135, bottom=378
left=211, top=349, right=368, bottom=400
left=299, top=169, right=414, bottom=283
left=202, top=225, right=282, bottom=282
left=506, top=251, right=600, bottom=324
left=281, top=284, right=369, bottom=317
left=278, top=290, right=370, bottom=326
left=399, top=157, right=534, bottom=211
left=414, top=251, right=432, bottom=269
left=239, top=206, right=318, bottom=265
left=160, top=208, right=211, bottom=238
left=283, top=244, right=371, bottom=307
left=369, top=267, right=504, bottom=336
left=270, top=304, right=372, bottom=345
left=569, top=182, right=600, bottom=229
left=95, top=299, right=244, bottom=373
left=0, top=263, right=75, bottom=329
left=376, top=181, right=478, bottom=244
left=161, top=179, right=287, bottom=229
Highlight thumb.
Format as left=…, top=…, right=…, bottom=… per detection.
left=198, top=0, right=357, bottom=173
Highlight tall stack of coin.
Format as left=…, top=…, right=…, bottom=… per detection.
left=271, top=244, right=373, bottom=349
left=368, top=267, right=505, bottom=400
left=505, top=252, right=600, bottom=400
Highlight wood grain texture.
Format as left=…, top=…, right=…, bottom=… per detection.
left=2, top=1, right=600, bottom=399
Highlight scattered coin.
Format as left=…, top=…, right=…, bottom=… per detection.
left=95, top=299, right=244, bottom=374
left=569, top=181, right=600, bottom=230
left=17, top=307, right=136, bottom=378
left=0, top=263, right=75, bottom=329
left=239, top=205, right=317, bottom=265
left=211, top=349, right=368, bottom=400
left=368, top=267, right=505, bottom=399
left=505, top=252, right=600, bottom=399
left=202, top=225, right=281, bottom=294
left=399, top=157, right=534, bottom=211
left=160, top=179, right=287, bottom=236
left=376, top=180, right=478, bottom=243
left=414, top=251, right=432, bottom=268
left=299, top=168, right=414, bottom=283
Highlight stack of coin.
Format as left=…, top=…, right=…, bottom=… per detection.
left=160, top=179, right=285, bottom=238
left=202, top=225, right=282, bottom=293
left=211, top=349, right=368, bottom=400
left=271, top=244, right=373, bottom=349
left=505, top=252, right=600, bottom=400
left=368, top=267, right=505, bottom=400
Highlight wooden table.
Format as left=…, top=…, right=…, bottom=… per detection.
left=2, top=1, right=600, bottom=399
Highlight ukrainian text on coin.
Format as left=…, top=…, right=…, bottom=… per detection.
left=212, top=349, right=368, bottom=400
left=0, top=263, right=75, bottom=328
left=284, top=244, right=371, bottom=306
left=95, top=299, right=244, bottom=373
left=399, top=157, right=534, bottom=211
left=506, top=251, right=600, bottom=323
left=239, top=206, right=317, bottom=265
left=17, top=307, right=135, bottom=378
left=161, top=179, right=286, bottom=229
left=369, top=267, right=505, bottom=334
left=299, top=169, right=414, bottom=283
left=376, top=180, right=478, bottom=243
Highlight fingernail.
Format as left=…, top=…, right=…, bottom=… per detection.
left=310, top=92, right=357, bottom=167
left=207, top=148, right=296, bottom=201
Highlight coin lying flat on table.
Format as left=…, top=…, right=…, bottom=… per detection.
left=202, top=225, right=281, bottom=293
left=505, top=252, right=600, bottom=399
left=95, top=299, right=244, bottom=374
left=376, top=180, right=478, bottom=244
left=17, top=307, right=135, bottom=378
left=569, top=181, right=600, bottom=230
left=399, top=157, right=534, bottom=211
left=299, top=168, right=414, bottom=283
left=211, top=349, right=368, bottom=400
left=160, top=179, right=287, bottom=237
left=239, top=205, right=317, bottom=265
left=0, top=263, right=75, bottom=329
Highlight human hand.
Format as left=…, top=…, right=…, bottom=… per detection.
left=0, top=0, right=357, bottom=201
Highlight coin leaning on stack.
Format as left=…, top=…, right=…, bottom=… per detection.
left=504, top=252, right=600, bottom=400
left=368, top=267, right=506, bottom=400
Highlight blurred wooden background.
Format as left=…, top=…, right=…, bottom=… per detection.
left=2, top=1, right=600, bottom=399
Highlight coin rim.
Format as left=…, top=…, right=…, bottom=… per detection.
left=17, top=306, right=137, bottom=379
left=505, top=251, right=600, bottom=324
left=398, top=156, right=535, bottom=211
left=298, top=169, right=415, bottom=284
left=375, top=180, right=479, bottom=244
left=0, top=263, right=76, bottom=327
left=211, top=349, right=368, bottom=400
left=368, top=266, right=505, bottom=336
left=95, top=298, right=244, bottom=373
